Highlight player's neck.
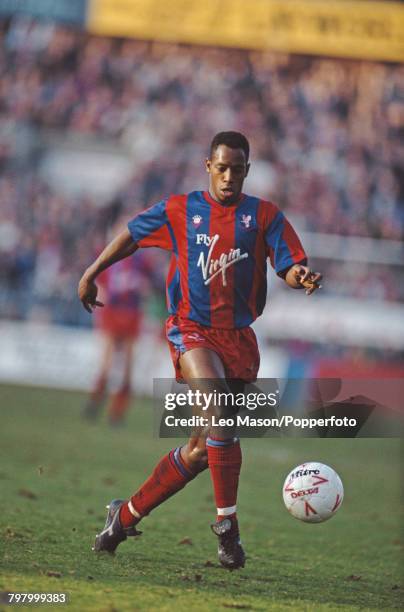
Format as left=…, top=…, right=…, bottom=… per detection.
left=205, top=190, right=244, bottom=207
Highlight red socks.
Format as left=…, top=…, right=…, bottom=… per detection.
left=119, top=439, right=242, bottom=530
left=206, top=437, right=242, bottom=526
left=108, top=385, right=131, bottom=423
left=119, top=447, right=199, bottom=528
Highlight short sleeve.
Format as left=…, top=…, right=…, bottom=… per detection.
left=128, top=200, right=173, bottom=251
left=265, top=210, right=307, bottom=275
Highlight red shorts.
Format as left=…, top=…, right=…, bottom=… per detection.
left=166, top=315, right=260, bottom=382
left=96, top=306, right=142, bottom=340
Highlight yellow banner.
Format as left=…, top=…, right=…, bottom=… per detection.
left=88, top=0, right=404, bottom=63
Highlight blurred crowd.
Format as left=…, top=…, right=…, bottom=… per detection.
left=0, top=18, right=403, bottom=325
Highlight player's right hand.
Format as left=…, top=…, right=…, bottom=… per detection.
left=78, top=275, right=104, bottom=313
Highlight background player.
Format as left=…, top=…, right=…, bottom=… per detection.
left=78, top=131, right=322, bottom=569
left=83, top=219, right=151, bottom=425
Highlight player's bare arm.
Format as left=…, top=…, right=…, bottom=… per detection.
left=78, top=228, right=138, bottom=313
left=285, top=264, right=322, bottom=295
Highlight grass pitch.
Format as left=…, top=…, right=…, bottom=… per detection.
left=0, top=383, right=403, bottom=611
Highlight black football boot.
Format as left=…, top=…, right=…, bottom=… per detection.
left=211, top=517, right=245, bottom=569
left=93, top=499, right=141, bottom=553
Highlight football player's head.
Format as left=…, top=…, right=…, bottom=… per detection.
left=206, top=131, right=250, bottom=205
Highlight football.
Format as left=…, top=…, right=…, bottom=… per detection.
left=282, top=462, right=344, bottom=523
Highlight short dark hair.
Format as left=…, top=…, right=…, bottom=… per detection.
left=209, top=131, right=250, bottom=162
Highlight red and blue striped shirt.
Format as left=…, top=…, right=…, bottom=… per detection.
left=98, top=254, right=150, bottom=309
left=128, top=190, right=306, bottom=329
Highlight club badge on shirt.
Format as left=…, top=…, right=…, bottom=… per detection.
left=192, top=214, right=203, bottom=227
left=241, top=214, right=252, bottom=229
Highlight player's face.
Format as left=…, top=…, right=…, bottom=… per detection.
left=206, top=145, right=250, bottom=205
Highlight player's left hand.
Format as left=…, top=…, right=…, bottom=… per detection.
left=292, top=265, right=323, bottom=295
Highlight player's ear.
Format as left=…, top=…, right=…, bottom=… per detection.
left=205, top=158, right=211, bottom=173
left=245, top=162, right=250, bottom=177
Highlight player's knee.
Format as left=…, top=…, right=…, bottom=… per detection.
left=186, top=446, right=208, bottom=472
left=212, top=401, right=235, bottom=421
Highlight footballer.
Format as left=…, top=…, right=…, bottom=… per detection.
left=83, top=216, right=155, bottom=425
left=78, top=131, right=322, bottom=569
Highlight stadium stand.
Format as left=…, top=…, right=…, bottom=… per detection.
left=0, top=18, right=403, bottom=327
